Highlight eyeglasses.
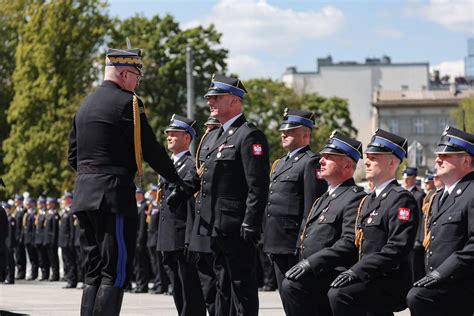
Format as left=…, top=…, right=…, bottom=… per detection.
left=123, top=70, right=141, bottom=82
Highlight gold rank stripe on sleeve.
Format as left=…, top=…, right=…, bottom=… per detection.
left=354, top=195, right=369, bottom=259
left=422, top=191, right=438, bottom=250
left=132, top=94, right=143, bottom=177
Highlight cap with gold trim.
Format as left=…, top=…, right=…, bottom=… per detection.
left=279, top=108, right=315, bottom=131
left=435, top=125, right=474, bottom=155
left=204, top=74, right=247, bottom=99
left=105, top=48, right=143, bottom=74
left=365, top=129, right=408, bottom=161
left=320, top=130, right=363, bottom=162
left=204, top=116, right=221, bottom=127
left=165, top=114, right=197, bottom=139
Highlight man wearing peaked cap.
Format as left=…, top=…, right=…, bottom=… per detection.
left=204, top=74, right=248, bottom=99
left=24, top=196, right=39, bottom=281
left=402, top=166, right=426, bottom=284
left=157, top=114, right=206, bottom=315
left=327, top=129, right=419, bottom=315
left=263, top=108, right=327, bottom=295
left=3, top=201, right=16, bottom=284
left=169, top=73, right=270, bottom=316
left=68, top=46, right=186, bottom=315
left=44, top=197, right=60, bottom=282
left=13, top=193, right=27, bottom=280
left=281, top=131, right=365, bottom=316
left=407, top=126, right=474, bottom=316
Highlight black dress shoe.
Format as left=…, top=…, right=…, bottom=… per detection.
left=262, top=285, right=276, bottom=292
left=63, top=283, right=77, bottom=289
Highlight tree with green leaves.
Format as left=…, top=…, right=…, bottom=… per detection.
left=2, top=0, right=109, bottom=195
left=453, top=96, right=474, bottom=133
left=244, top=78, right=357, bottom=163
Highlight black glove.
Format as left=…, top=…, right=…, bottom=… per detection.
left=183, top=244, right=199, bottom=265
left=166, top=178, right=194, bottom=209
left=285, top=259, right=311, bottom=281
left=413, top=270, right=442, bottom=287
left=240, top=223, right=260, bottom=244
left=330, top=269, right=359, bottom=288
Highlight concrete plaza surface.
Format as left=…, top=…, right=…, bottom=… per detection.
left=0, top=281, right=410, bottom=315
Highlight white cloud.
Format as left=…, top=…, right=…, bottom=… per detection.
left=406, top=0, right=474, bottom=33
left=376, top=27, right=404, bottom=39
left=184, top=0, right=345, bottom=79
left=430, top=59, right=465, bottom=81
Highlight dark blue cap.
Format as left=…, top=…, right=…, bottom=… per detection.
left=424, top=171, right=434, bottom=182
left=136, top=187, right=144, bottom=194
left=204, top=116, right=221, bottom=126
left=46, top=197, right=56, bottom=203
left=165, top=114, right=197, bottom=139
left=403, top=167, right=417, bottom=178
left=2, top=202, right=11, bottom=209
left=204, top=74, right=247, bottom=99
left=63, top=191, right=73, bottom=199
left=320, top=130, right=363, bottom=162
left=106, top=48, right=143, bottom=74
left=15, top=194, right=24, bottom=201
left=38, top=196, right=46, bottom=203
left=279, top=108, right=315, bottom=130
left=26, top=197, right=36, bottom=204
left=366, top=129, right=408, bottom=161
left=151, top=184, right=158, bottom=191
left=435, top=126, right=474, bottom=155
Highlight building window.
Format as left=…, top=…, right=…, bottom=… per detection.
left=414, top=118, right=424, bottom=134
left=388, top=119, right=399, bottom=134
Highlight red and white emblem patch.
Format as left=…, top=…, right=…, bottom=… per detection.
left=398, top=208, right=411, bottom=221
left=252, top=144, right=264, bottom=156
left=315, top=168, right=323, bottom=180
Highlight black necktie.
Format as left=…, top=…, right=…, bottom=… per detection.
left=439, top=191, right=449, bottom=208
left=216, top=126, right=224, bottom=138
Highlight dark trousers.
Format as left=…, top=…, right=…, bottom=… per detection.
left=0, top=247, right=6, bottom=281
left=46, top=244, right=59, bottom=279
left=36, top=244, right=50, bottom=279
left=409, top=247, right=425, bottom=283
left=133, top=245, right=150, bottom=290
left=281, top=270, right=340, bottom=316
left=25, top=243, right=39, bottom=279
left=14, top=242, right=27, bottom=278
left=75, top=245, right=84, bottom=282
left=76, top=211, right=137, bottom=288
left=5, top=247, right=16, bottom=282
left=257, top=245, right=276, bottom=289
left=270, top=253, right=298, bottom=293
left=148, top=247, right=170, bottom=291
left=211, top=237, right=259, bottom=316
left=163, top=251, right=206, bottom=316
left=407, top=281, right=474, bottom=316
left=62, top=246, right=77, bottom=284
left=196, top=252, right=217, bottom=316
left=327, top=275, right=408, bottom=316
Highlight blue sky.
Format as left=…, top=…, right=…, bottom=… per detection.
left=107, top=0, right=473, bottom=80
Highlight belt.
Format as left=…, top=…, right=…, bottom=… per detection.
left=77, top=165, right=129, bottom=175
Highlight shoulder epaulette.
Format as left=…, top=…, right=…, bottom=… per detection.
left=244, top=121, right=257, bottom=130
left=393, top=186, right=406, bottom=192
left=305, top=150, right=317, bottom=158
left=351, top=186, right=364, bottom=193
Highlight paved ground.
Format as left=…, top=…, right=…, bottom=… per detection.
left=0, top=280, right=411, bottom=315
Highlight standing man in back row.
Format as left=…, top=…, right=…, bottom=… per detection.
left=263, top=108, right=327, bottom=294
left=68, top=47, right=187, bottom=316
left=170, top=74, right=270, bottom=316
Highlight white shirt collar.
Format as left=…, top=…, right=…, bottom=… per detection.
left=374, top=178, right=396, bottom=197
left=406, top=185, right=416, bottom=192
left=288, top=146, right=305, bottom=159
left=328, top=183, right=342, bottom=195
left=172, top=150, right=188, bottom=163
left=444, top=177, right=463, bottom=195
left=222, top=113, right=243, bottom=132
